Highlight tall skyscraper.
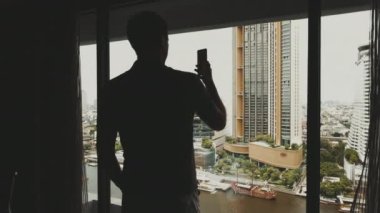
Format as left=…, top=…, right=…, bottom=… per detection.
left=348, top=45, right=370, bottom=161
left=233, top=21, right=301, bottom=146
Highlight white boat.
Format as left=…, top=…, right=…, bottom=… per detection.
left=197, top=173, right=216, bottom=193
left=197, top=174, right=210, bottom=182
left=198, top=182, right=217, bottom=194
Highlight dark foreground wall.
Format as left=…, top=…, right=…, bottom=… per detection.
left=1, top=2, right=82, bottom=213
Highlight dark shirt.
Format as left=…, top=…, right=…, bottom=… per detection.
left=104, top=61, right=216, bottom=203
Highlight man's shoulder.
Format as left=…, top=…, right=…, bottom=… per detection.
left=106, top=70, right=132, bottom=89
left=105, top=66, right=200, bottom=90
left=165, top=67, right=199, bottom=82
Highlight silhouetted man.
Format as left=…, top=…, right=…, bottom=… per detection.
left=99, top=11, right=226, bottom=213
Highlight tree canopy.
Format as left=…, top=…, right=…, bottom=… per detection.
left=320, top=162, right=345, bottom=179
left=320, top=176, right=352, bottom=198
left=344, top=148, right=360, bottom=165
left=201, top=138, right=213, bottom=149
left=320, top=139, right=345, bottom=166
left=254, top=134, right=274, bottom=144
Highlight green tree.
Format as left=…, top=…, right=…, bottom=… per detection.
left=320, top=149, right=335, bottom=163
left=333, top=141, right=346, bottom=166
left=270, top=169, right=281, bottom=181
left=254, top=134, right=274, bottom=144
left=320, top=176, right=353, bottom=198
left=224, top=158, right=233, bottom=166
left=202, top=138, right=213, bottom=149
left=226, top=136, right=236, bottom=144
left=320, top=162, right=345, bottom=179
left=321, top=181, right=341, bottom=198
left=115, top=141, right=122, bottom=151
left=291, top=144, right=300, bottom=150
left=241, top=159, right=255, bottom=171
left=83, top=143, right=92, bottom=150
left=284, top=144, right=290, bottom=150
left=345, top=148, right=360, bottom=164
left=340, top=176, right=353, bottom=194
left=320, top=139, right=346, bottom=166
left=217, top=150, right=228, bottom=159
left=263, top=169, right=272, bottom=180
left=281, top=169, right=301, bottom=188
left=321, top=139, right=331, bottom=150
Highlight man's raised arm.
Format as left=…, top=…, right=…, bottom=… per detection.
left=194, top=61, right=226, bottom=131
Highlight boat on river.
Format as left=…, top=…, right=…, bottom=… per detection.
left=197, top=174, right=217, bottom=193
left=198, top=182, right=217, bottom=194
left=231, top=181, right=276, bottom=200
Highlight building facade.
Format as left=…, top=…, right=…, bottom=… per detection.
left=233, top=21, right=301, bottom=146
left=348, top=45, right=370, bottom=161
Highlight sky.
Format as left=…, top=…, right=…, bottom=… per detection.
left=321, top=11, right=370, bottom=104
left=80, top=11, right=371, bottom=135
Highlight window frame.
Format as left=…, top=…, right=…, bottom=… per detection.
left=94, top=1, right=322, bottom=212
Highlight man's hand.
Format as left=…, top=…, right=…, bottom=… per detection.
left=195, top=61, right=212, bottom=82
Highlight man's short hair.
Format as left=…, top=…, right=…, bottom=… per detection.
left=126, top=11, right=168, bottom=52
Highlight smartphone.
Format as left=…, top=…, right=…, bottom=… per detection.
left=197, top=48, right=207, bottom=66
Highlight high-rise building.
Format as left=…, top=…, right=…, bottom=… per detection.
left=233, top=21, right=301, bottom=146
left=348, top=44, right=370, bottom=161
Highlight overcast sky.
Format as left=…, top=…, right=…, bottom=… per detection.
left=80, top=11, right=371, bottom=135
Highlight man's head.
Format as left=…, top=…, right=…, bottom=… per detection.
left=126, top=11, right=168, bottom=64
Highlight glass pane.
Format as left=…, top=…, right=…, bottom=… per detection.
left=80, top=44, right=99, bottom=204
left=80, top=44, right=127, bottom=206
left=320, top=11, right=370, bottom=212
left=224, top=20, right=310, bottom=213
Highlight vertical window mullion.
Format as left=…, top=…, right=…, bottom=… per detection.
left=307, top=0, right=321, bottom=212
left=96, top=1, right=111, bottom=213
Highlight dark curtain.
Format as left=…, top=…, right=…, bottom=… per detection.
left=0, top=1, right=82, bottom=213
left=351, top=0, right=380, bottom=212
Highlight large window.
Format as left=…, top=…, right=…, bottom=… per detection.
left=80, top=11, right=370, bottom=212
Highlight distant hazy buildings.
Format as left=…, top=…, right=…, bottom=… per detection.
left=347, top=45, right=370, bottom=161
left=233, top=21, right=301, bottom=146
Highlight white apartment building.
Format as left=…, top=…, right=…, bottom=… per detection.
left=348, top=45, right=370, bottom=161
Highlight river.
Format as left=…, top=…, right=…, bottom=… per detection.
left=85, top=165, right=339, bottom=213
